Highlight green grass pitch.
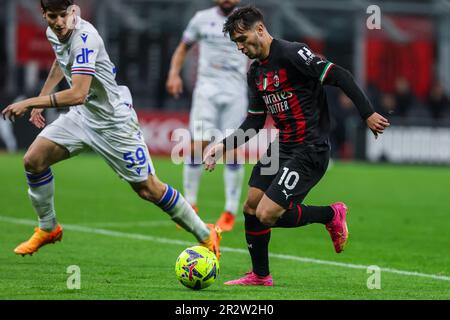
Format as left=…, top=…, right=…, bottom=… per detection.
left=0, top=153, right=449, bottom=300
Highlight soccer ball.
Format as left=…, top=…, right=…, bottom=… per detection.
left=175, top=245, right=220, bottom=290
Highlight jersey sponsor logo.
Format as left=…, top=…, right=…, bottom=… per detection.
left=76, top=48, right=94, bottom=64
left=80, top=33, right=88, bottom=44
left=262, top=91, right=294, bottom=114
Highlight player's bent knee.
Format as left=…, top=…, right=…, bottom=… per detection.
left=256, top=207, right=277, bottom=226
left=23, top=152, right=48, bottom=173
left=243, top=200, right=257, bottom=215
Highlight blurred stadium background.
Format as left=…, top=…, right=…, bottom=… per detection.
left=1, top=0, right=450, bottom=164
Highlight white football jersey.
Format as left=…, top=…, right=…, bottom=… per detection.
left=182, top=7, right=248, bottom=90
left=47, top=19, right=132, bottom=130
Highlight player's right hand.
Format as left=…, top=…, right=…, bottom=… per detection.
left=203, top=143, right=225, bottom=172
left=166, top=74, right=183, bottom=98
left=29, top=109, right=46, bottom=129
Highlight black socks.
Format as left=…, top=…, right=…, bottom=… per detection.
left=274, top=204, right=334, bottom=228
left=244, top=213, right=271, bottom=277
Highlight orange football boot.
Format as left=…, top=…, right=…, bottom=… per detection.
left=216, top=211, right=236, bottom=232
left=200, top=224, right=222, bottom=259
left=14, top=224, right=63, bottom=256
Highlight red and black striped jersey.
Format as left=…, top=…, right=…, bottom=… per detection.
left=247, top=39, right=334, bottom=149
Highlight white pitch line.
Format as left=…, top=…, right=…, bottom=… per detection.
left=82, top=220, right=174, bottom=228
left=1, top=215, right=449, bottom=282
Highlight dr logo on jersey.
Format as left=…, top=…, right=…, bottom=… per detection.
left=76, top=48, right=94, bottom=64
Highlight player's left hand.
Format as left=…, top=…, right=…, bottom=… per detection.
left=2, top=101, right=31, bottom=122
left=366, top=112, right=390, bottom=139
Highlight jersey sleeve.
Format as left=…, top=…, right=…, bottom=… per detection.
left=182, top=12, right=201, bottom=46
left=247, top=67, right=267, bottom=117
left=70, top=31, right=101, bottom=77
left=286, top=43, right=334, bottom=84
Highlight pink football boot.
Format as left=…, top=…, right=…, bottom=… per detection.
left=326, top=202, right=349, bottom=253
left=224, top=272, right=273, bottom=286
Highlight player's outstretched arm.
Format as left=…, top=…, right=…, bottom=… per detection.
left=166, top=42, right=190, bottom=98
left=324, top=64, right=390, bottom=138
left=2, top=74, right=93, bottom=123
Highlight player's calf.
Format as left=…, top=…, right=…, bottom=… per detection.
left=132, top=176, right=166, bottom=203
left=131, top=177, right=214, bottom=252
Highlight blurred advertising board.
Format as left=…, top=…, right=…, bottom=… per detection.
left=364, top=124, right=450, bottom=165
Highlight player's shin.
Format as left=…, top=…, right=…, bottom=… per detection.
left=183, top=161, right=203, bottom=206
left=245, top=213, right=271, bottom=277
left=26, top=168, right=57, bottom=232
left=274, top=204, right=334, bottom=228
left=224, top=164, right=245, bottom=214
left=157, top=184, right=209, bottom=241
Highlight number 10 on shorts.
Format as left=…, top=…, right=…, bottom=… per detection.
left=278, top=167, right=300, bottom=190
left=123, top=147, right=147, bottom=169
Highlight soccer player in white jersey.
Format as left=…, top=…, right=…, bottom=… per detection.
left=166, top=0, right=248, bottom=232
left=1, top=0, right=221, bottom=258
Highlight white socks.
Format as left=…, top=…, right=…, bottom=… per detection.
left=224, top=164, right=245, bottom=215
left=183, top=163, right=203, bottom=206
left=26, top=169, right=57, bottom=231
left=157, top=184, right=210, bottom=242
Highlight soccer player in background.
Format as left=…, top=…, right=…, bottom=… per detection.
left=166, top=0, right=248, bottom=232
left=204, top=6, right=390, bottom=285
left=1, top=0, right=220, bottom=258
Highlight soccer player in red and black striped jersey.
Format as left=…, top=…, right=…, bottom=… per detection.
left=203, top=6, right=390, bottom=286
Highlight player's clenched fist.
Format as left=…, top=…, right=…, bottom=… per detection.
left=203, top=143, right=225, bottom=172
left=366, top=112, right=390, bottom=139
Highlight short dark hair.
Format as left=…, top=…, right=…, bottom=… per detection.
left=223, top=6, right=265, bottom=36
left=40, top=0, right=74, bottom=12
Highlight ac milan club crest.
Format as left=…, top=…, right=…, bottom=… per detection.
left=273, top=74, right=280, bottom=88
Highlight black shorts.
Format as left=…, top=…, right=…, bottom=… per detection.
left=249, top=144, right=330, bottom=209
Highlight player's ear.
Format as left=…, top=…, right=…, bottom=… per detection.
left=256, top=23, right=264, bottom=36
